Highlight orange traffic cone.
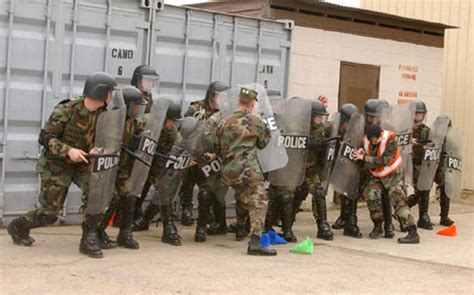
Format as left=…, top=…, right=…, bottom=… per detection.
left=436, top=224, right=457, bottom=237
left=108, top=212, right=116, bottom=227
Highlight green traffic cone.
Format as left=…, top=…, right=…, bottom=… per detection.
left=290, top=237, right=314, bottom=254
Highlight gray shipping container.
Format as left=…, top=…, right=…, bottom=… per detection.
left=0, top=0, right=292, bottom=225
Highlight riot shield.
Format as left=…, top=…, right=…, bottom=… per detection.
left=216, top=83, right=288, bottom=172
left=329, top=112, right=365, bottom=199
left=129, top=98, right=169, bottom=197
left=88, top=90, right=126, bottom=215
left=321, top=112, right=341, bottom=191
left=379, top=102, right=416, bottom=185
left=444, top=127, right=462, bottom=199
left=152, top=117, right=199, bottom=206
left=268, top=98, right=312, bottom=188
left=416, top=116, right=450, bottom=191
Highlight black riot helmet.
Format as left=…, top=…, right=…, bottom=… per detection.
left=166, top=100, right=183, bottom=122
left=131, top=65, right=159, bottom=92
left=122, top=86, right=147, bottom=120
left=311, top=100, right=328, bottom=117
left=363, top=99, right=381, bottom=116
left=339, top=103, right=358, bottom=123
left=414, top=100, right=427, bottom=113
left=205, top=81, right=230, bottom=102
left=83, top=72, right=117, bottom=101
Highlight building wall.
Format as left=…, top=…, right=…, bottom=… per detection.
left=361, top=0, right=474, bottom=191
left=289, top=25, right=444, bottom=119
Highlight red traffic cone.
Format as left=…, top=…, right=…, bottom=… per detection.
left=436, top=224, right=457, bottom=237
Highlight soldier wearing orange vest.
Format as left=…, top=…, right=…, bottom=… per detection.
left=353, top=124, right=420, bottom=244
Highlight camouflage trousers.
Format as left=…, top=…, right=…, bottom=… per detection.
left=25, top=165, right=90, bottom=227
left=231, top=181, right=268, bottom=236
left=364, top=178, right=415, bottom=227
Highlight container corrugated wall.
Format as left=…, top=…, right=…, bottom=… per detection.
left=0, top=0, right=292, bottom=224
left=362, top=0, right=474, bottom=192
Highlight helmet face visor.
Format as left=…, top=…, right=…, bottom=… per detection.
left=140, top=75, right=160, bottom=93
left=128, top=102, right=147, bottom=121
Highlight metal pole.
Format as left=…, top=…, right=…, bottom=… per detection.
left=104, top=0, right=112, bottom=72
left=1, top=0, right=15, bottom=223
left=255, top=20, right=263, bottom=84
left=181, top=10, right=191, bottom=110
left=68, top=0, right=79, bottom=98
left=210, top=14, right=218, bottom=82
left=230, top=17, right=238, bottom=86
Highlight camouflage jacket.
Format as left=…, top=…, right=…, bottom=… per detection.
left=363, top=134, right=403, bottom=187
left=185, top=99, right=216, bottom=120
left=412, top=123, right=430, bottom=168
left=149, top=126, right=182, bottom=175
left=214, top=108, right=270, bottom=185
left=37, top=96, right=105, bottom=172
left=117, top=118, right=145, bottom=178
left=305, top=122, right=328, bottom=181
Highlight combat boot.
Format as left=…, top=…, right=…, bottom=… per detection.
left=313, top=188, right=334, bottom=241
left=417, top=191, right=433, bottom=230
left=343, top=199, right=362, bottom=238
left=247, top=235, right=277, bottom=256
left=398, top=225, right=420, bottom=244
left=281, top=193, right=297, bottom=243
left=332, top=196, right=347, bottom=230
left=195, top=191, right=212, bottom=242
left=292, top=184, right=308, bottom=222
left=133, top=196, right=145, bottom=221
left=406, top=193, right=419, bottom=208
left=264, top=186, right=280, bottom=233
left=79, top=214, right=103, bottom=258
left=132, top=202, right=159, bottom=231
left=117, top=194, right=139, bottom=249
left=160, top=205, right=181, bottom=246
left=7, top=216, right=34, bottom=246
left=439, top=190, right=455, bottom=226
left=97, top=199, right=118, bottom=249
left=235, top=224, right=248, bottom=241
left=207, top=196, right=227, bottom=235
left=369, top=221, right=383, bottom=239
left=382, top=194, right=394, bottom=238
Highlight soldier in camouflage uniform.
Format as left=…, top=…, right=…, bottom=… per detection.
left=407, top=101, right=455, bottom=229
left=212, top=87, right=277, bottom=256
left=130, top=65, right=159, bottom=222
left=179, top=81, right=230, bottom=237
left=7, top=72, right=118, bottom=258
left=290, top=100, right=334, bottom=240
left=96, top=86, right=147, bottom=250
left=329, top=103, right=363, bottom=238
left=132, top=101, right=184, bottom=245
left=353, top=124, right=420, bottom=244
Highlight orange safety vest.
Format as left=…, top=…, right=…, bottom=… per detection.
left=363, top=130, right=402, bottom=178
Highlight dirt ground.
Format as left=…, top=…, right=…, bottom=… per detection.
left=1, top=202, right=473, bottom=294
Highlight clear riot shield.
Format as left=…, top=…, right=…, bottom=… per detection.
left=329, top=113, right=365, bottom=199
left=88, top=90, right=127, bottom=215
left=444, top=127, right=462, bottom=199
left=268, top=98, right=312, bottom=188
left=416, top=116, right=450, bottom=191
left=321, top=112, right=341, bottom=191
left=215, top=83, right=288, bottom=172
left=379, top=102, right=416, bottom=185
left=129, top=98, right=169, bottom=197
left=152, top=117, right=199, bottom=206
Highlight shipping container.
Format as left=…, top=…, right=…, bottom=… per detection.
left=0, top=0, right=293, bottom=224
